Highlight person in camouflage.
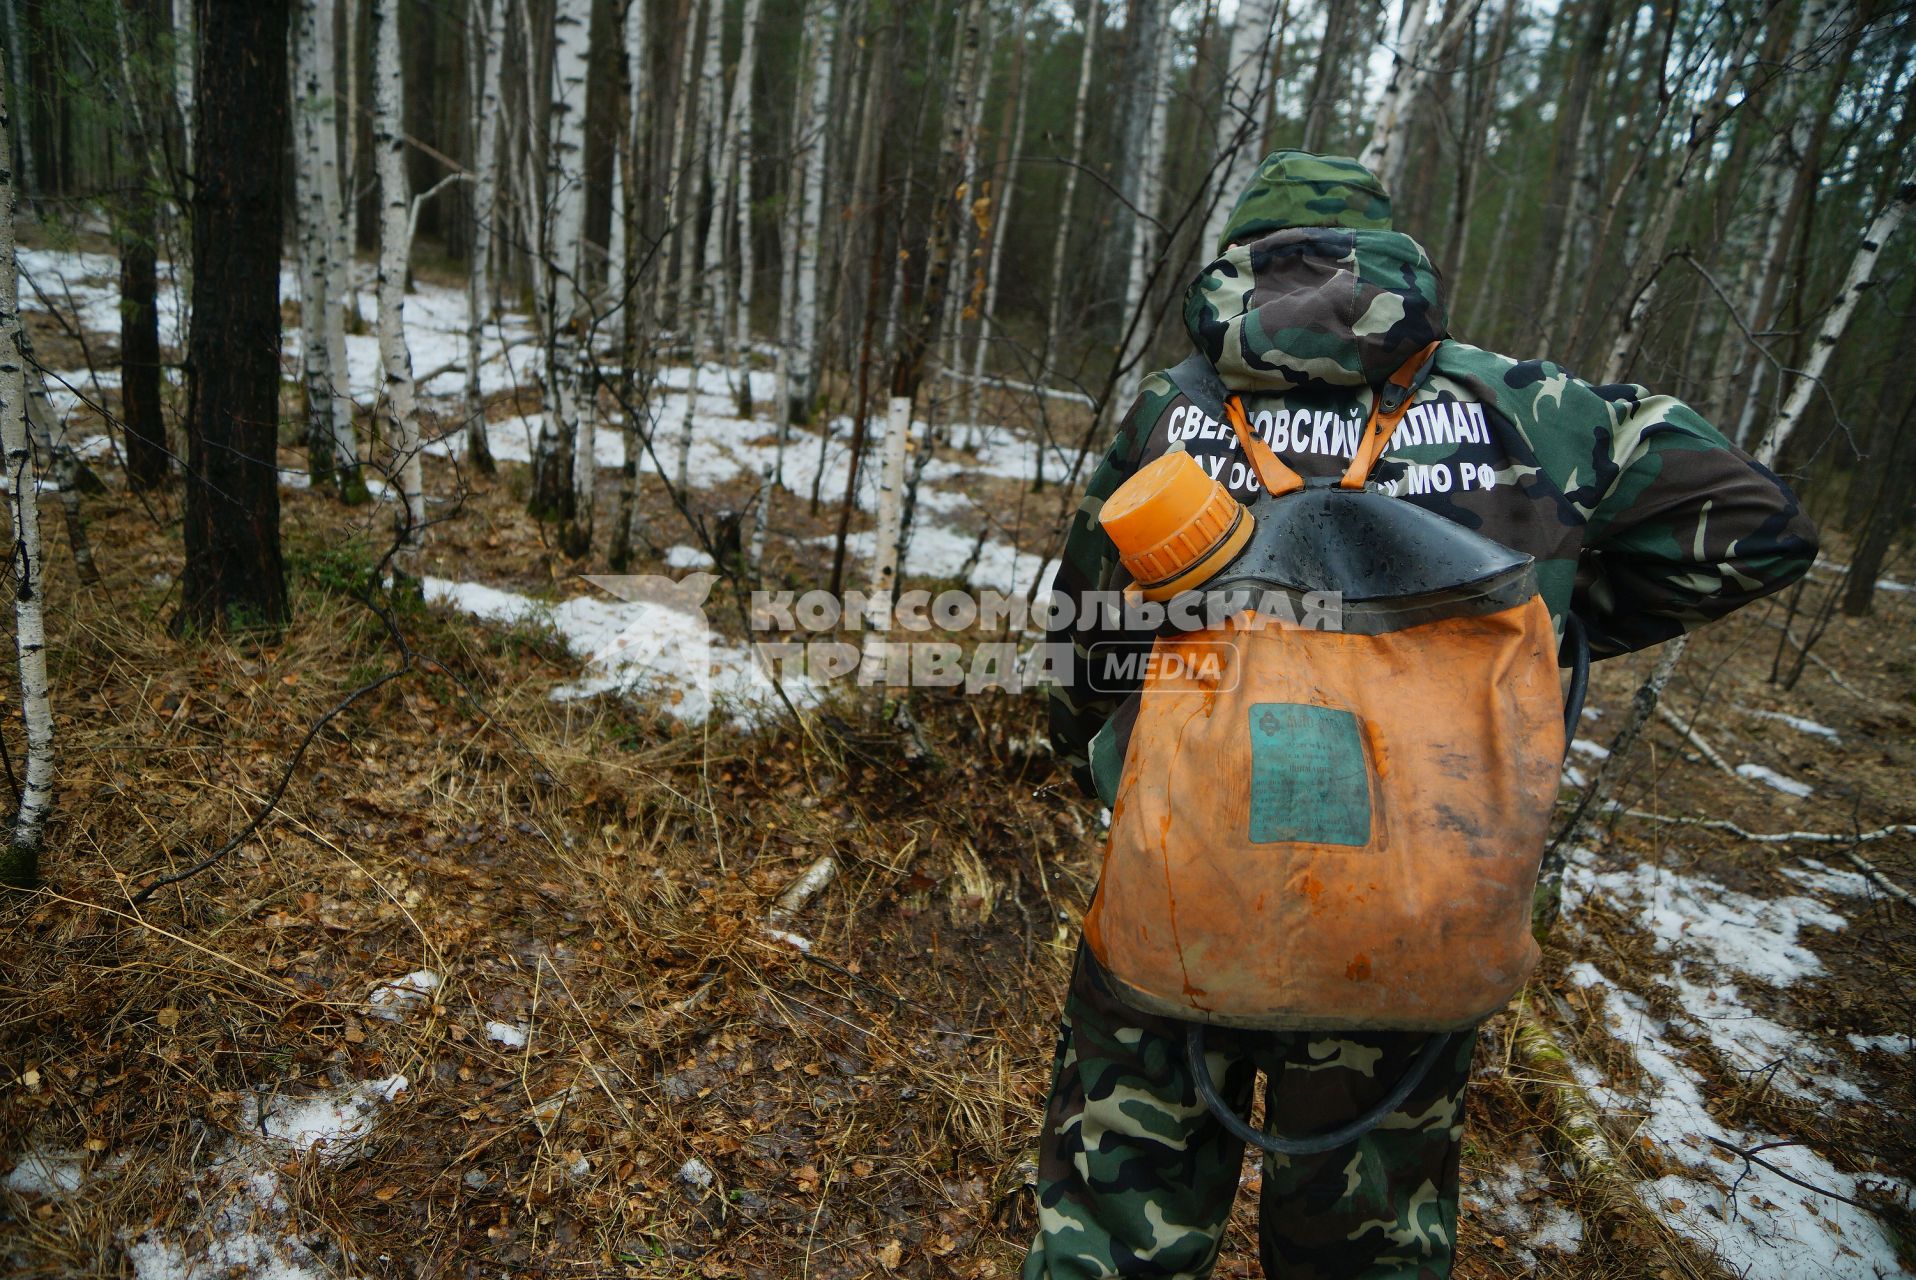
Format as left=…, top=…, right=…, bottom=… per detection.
left=1027, top=151, right=1818, bottom=1278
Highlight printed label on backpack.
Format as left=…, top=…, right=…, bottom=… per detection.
left=1247, top=703, right=1371, bottom=847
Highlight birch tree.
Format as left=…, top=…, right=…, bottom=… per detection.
left=294, top=0, right=357, bottom=496
left=611, top=0, right=650, bottom=571
left=1200, top=0, right=1282, bottom=259
left=731, top=0, right=764, bottom=358
left=860, top=396, right=911, bottom=688
left=788, top=0, right=838, bottom=425
left=0, top=74, right=51, bottom=889
left=1111, top=0, right=1172, bottom=418
left=172, top=0, right=194, bottom=169
left=373, top=0, right=426, bottom=579
left=529, top=0, right=595, bottom=555
left=1748, top=183, right=1913, bottom=467
left=1539, top=179, right=1912, bottom=930
left=464, top=0, right=506, bottom=474
left=1360, top=0, right=1482, bottom=196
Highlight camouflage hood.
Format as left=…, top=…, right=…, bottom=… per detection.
left=1183, top=226, right=1450, bottom=394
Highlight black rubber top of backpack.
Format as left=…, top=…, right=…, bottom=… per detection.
left=1161, top=353, right=1532, bottom=604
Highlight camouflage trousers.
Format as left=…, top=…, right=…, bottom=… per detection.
left=1022, top=943, right=1476, bottom=1279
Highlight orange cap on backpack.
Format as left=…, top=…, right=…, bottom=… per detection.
left=1101, top=452, right=1254, bottom=600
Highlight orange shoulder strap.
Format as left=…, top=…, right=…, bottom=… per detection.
left=1223, top=395, right=1305, bottom=497
left=1339, top=341, right=1443, bottom=490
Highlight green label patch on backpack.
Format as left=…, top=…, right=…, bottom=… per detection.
left=1247, top=703, right=1371, bottom=846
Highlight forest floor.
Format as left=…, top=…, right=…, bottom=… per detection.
left=2, top=238, right=1914, bottom=1280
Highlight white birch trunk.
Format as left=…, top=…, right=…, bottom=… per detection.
left=543, top=0, right=595, bottom=543
left=295, top=0, right=357, bottom=492
left=1600, top=19, right=1766, bottom=381
left=1750, top=184, right=1912, bottom=468
left=373, top=0, right=425, bottom=574
left=1201, top=0, right=1282, bottom=259
left=678, top=0, right=728, bottom=490
left=664, top=0, right=704, bottom=329
left=314, top=0, right=359, bottom=490
left=733, top=0, right=764, bottom=355
left=1112, top=0, right=1173, bottom=417
left=612, top=0, right=651, bottom=568
left=789, top=0, right=838, bottom=425
left=173, top=0, right=195, bottom=170
left=704, top=0, right=764, bottom=362
left=0, top=74, right=52, bottom=886
left=860, top=395, right=912, bottom=684
left=941, top=7, right=998, bottom=381
left=465, top=0, right=505, bottom=468
left=1361, top=0, right=1481, bottom=196
left=672, top=0, right=718, bottom=360
left=1042, top=0, right=1099, bottom=377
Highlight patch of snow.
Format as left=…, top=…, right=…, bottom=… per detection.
left=1465, top=1160, right=1583, bottom=1265
left=663, top=544, right=715, bottom=569
left=125, top=1075, right=408, bottom=1280
left=1581, top=706, right=1602, bottom=721
left=5, top=1147, right=86, bottom=1196
left=423, top=575, right=823, bottom=728
left=366, top=969, right=440, bottom=1022
left=1847, top=1033, right=1912, bottom=1056
left=676, top=1157, right=716, bottom=1190
left=1566, top=854, right=1845, bottom=988
left=1575, top=984, right=1907, bottom=1280
left=1570, top=737, right=1610, bottom=759
left=1561, top=763, right=1587, bottom=788
left=242, top=1075, right=410, bottom=1154
left=1740, top=708, right=1841, bottom=743
left=1736, top=763, right=1813, bottom=798
left=1778, top=860, right=1875, bottom=899
left=484, top=1020, right=527, bottom=1048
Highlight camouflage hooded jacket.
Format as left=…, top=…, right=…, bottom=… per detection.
left=1046, top=195, right=1818, bottom=804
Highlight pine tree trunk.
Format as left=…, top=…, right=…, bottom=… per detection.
left=117, top=0, right=168, bottom=491
left=465, top=0, right=504, bottom=474
left=3, top=0, right=31, bottom=206
left=179, top=0, right=291, bottom=633
left=372, top=0, right=425, bottom=580
left=1535, top=0, right=1617, bottom=349
left=1299, top=0, right=1350, bottom=152
left=0, top=72, right=49, bottom=888
left=963, top=1, right=1032, bottom=447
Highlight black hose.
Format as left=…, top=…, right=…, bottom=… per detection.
left=1184, top=1024, right=1455, bottom=1157
left=1560, top=612, right=1591, bottom=752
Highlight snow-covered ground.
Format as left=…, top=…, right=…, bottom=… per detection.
left=19, top=243, right=1064, bottom=727
left=1563, top=851, right=1911, bottom=1278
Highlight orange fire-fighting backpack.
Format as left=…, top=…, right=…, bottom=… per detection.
left=1083, top=345, right=1587, bottom=1153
